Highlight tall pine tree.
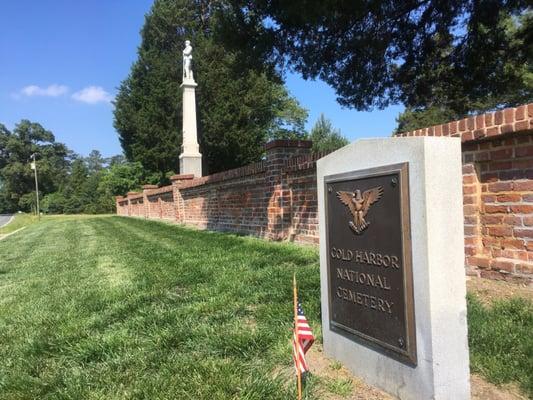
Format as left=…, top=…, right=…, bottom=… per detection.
left=114, top=0, right=307, bottom=177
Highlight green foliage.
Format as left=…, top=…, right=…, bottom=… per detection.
left=0, top=120, right=69, bottom=213
left=394, top=10, right=533, bottom=132
left=114, top=0, right=308, bottom=176
left=0, top=120, right=145, bottom=214
left=395, top=107, right=462, bottom=134
left=220, top=1, right=532, bottom=116
left=309, top=114, right=349, bottom=153
left=467, top=294, right=533, bottom=396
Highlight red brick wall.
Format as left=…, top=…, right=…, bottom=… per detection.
left=396, top=104, right=533, bottom=282
left=116, top=104, right=533, bottom=283
left=145, top=185, right=175, bottom=221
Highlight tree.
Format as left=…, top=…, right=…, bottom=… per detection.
left=114, top=0, right=308, bottom=177
left=219, top=1, right=532, bottom=116
left=309, top=114, right=349, bottom=153
left=0, top=120, right=70, bottom=213
left=395, top=107, right=462, bottom=133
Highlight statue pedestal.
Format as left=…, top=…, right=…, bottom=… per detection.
left=180, top=79, right=202, bottom=176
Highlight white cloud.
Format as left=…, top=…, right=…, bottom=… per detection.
left=15, top=84, right=69, bottom=98
left=71, top=86, right=113, bottom=104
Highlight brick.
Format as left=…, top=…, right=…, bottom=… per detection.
left=512, top=158, right=533, bottom=171
left=442, top=123, right=449, bottom=136
left=489, top=161, right=513, bottom=171
left=480, top=172, right=498, bottom=182
left=515, top=105, right=526, bottom=120
left=501, top=124, right=514, bottom=134
left=435, top=125, right=442, bottom=136
left=474, top=151, right=490, bottom=161
left=463, top=175, right=476, bottom=184
left=467, top=117, right=475, bottom=130
left=462, top=164, right=475, bottom=174
left=481, top=215, right=503, bottom=224
left=515, top=120, right=529, bottom=131
left=514, top=228, right=533, bottom=239
left=486, top=126, right=500, bottom=136
left=516, top=262, right=533, bottom=275
left=511, top=205, right=533, bottom=214
left=487, top=181, right=512, bottom=192
left=490, top=258, right=516, bottom=273
left=503, top=108, right=514, bottom=123
left=502, top=238, right=525, bottom=249
left=463, top=185, right=477, bottom=195
left=463, top=153, right=474, bottom=163
left=464, top=205, right=478, bottom=216
left=485, top=112, right=494, bottom=127
left=475, top=115, right=485, bottom=129
left=463, top=195, right=477, bottom=205
left=464, top=246, right=477, bottom=256
left=490, top=148, right=513, bottom=160
left=515, top=145, right=533, bottom=157
left=481, top=194, right=496, bottom=203
left=473, top=129, right=485, bottom=139
left=523, top=194, right=533, bottom=202
left=448, top=121, right=457, bottom=135
left=484, top=204, right=509, bottom=214
left=467, top=256, right=490, bottom=269
left=494, top=110, right=503, bottom=125
left=458, top=118, right=466, bottom=131
left=465, top=225, right=478, bottom=235
left=502, top=215, right=522, bottom=226
left=465, top=218, right=478, bottom=229
left=482, top=237, right=500, bottom=247
left=488, top=226, right=513, bottom=237
left=496, top=194, right=521, bottom=203
left=461, top=132, right=474, bottom=142
left=523, top=216, right=533, bottom=226
left=499, top=170, right=527, bottom=180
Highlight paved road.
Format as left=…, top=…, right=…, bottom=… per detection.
left=0, top=214, right=13, bottom=228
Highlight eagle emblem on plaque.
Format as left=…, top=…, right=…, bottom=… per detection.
left=336, top=186, right=383, bottom=234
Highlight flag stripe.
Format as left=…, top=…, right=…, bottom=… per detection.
left=292, top=301, right=315, bottom=373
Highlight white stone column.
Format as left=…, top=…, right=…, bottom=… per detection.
left=179, top=78, right=202, bottom=177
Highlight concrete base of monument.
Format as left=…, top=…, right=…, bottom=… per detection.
left=179, top=153, right=202, bottom=177
left=317, top=137, right=470, bottom=400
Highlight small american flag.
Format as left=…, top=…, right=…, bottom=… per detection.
left=292, top=301, right=315, bottom=373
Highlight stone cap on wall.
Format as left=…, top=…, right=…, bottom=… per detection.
left=142, top=184, right=158, bottom=190
left=127, top=191, right=143, bottom=200
left=395, top=103, right=533, bottom=143
left=170, top=174, right=195, bottom=181
left=146, top=185, right=173, bottom=195
left=265, top=139, right=313, bottom=150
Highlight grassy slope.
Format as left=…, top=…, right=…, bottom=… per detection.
left=0, top=213, right=38, bottom=234
left=0, top=216, right=531, bottom=399
left=0, top=216, right=320, bottom=399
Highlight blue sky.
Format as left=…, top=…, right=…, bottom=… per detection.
left=0, top=1, right=403, bottom=158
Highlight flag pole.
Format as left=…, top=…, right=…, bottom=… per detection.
left=293, top=273, right=302, bottom=400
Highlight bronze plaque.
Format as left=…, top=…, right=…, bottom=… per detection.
left=324, top=162, right=416, bottom=365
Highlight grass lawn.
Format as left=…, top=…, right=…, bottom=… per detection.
left=0, top=216, right=531, bottom=399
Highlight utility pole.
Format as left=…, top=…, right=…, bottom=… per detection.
left=30, top=153, right=40, bottom=220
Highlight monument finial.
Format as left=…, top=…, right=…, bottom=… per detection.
left=182, top=40, right=194, bottom=82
